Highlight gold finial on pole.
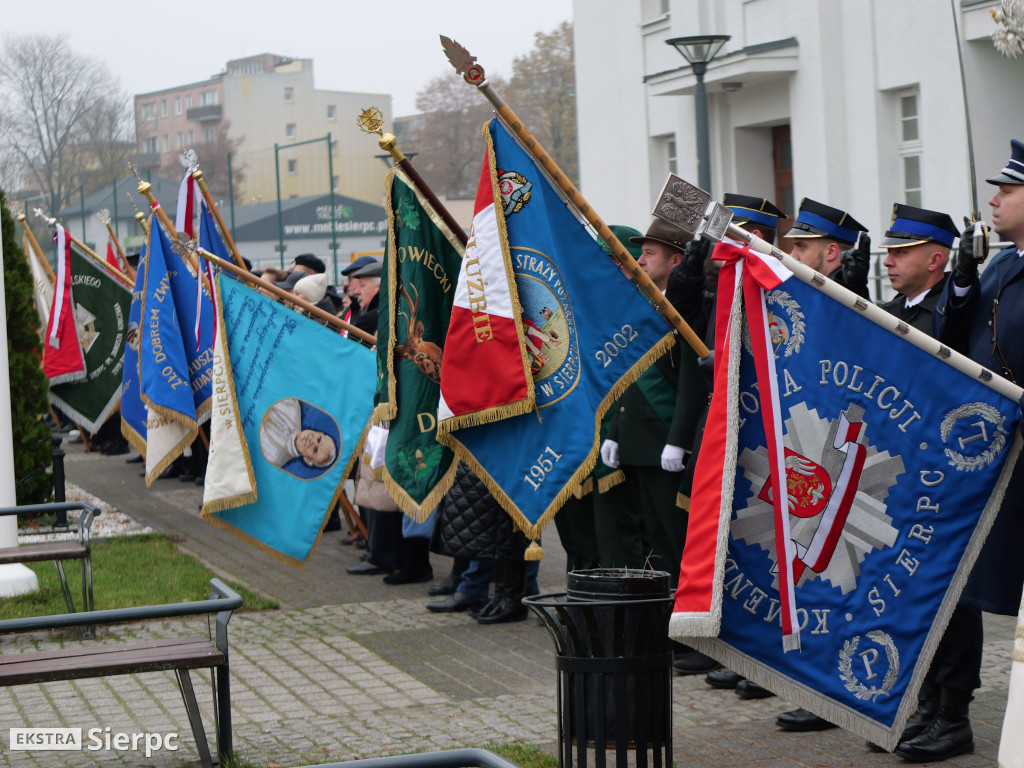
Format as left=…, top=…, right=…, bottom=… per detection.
left=126, top=193, right=150, bottom=237
left=357, top=106, right=406, bottom=164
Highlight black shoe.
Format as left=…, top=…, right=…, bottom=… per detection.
left=469, top=597, right=498, bottom=619
left=735, top=679, right=776, bottom=699
left=427, top=592, right=488, bottom=613
left=867, top=697, right=941, bottom=752
left=894, top=710, right=973, bottom=762
left=194, top=475, right=204, bottom=486
left=383, top=566, right=433, bottom=585
left=428, top=572, right=461, bottom=597
left=178, top=472, right=196, bottom=482
left=776, top=708, right=836, bottom=732
left=475, top=597, right=528, bottom=624
left=705, top=668, right=744, bottom=689
left=673, top=651, right=721, bottom=676
left=125, top=455, right=144, bottom=464
left=346, top=561, right=392, bottom=575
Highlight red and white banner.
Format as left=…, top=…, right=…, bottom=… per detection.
left=105, top=240, right=120, bottom=271
left=436, top=151, right=533, bottom=430
left=42, top=225, right=87, bottom=384
left=672, top=239, right=797, bottom=644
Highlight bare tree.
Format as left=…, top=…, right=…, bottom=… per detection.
left=160, top=122, right=246, bottom=203
left=0, top=34, right=130, bottom=211
left=407, top=22, right=577, bottom=196
left=410, top=73, right=508, bottom=198
left=508, top=21, right=578, bottom=184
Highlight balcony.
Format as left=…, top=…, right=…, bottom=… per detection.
left=187, top=104, right=223, bottom=122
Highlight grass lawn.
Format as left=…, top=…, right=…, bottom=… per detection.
left=0, top=533, right=278, bottom=619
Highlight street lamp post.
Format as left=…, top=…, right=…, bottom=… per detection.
left=666, top=35, right=731, bottom=194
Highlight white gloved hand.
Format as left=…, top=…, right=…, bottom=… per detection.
left=600, top=439, right=620, bottom=469
left=366, top=425, right=389, bottom=470
left=661, top=444, right=686, bottom=473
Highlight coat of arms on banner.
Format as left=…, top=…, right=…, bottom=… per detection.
left=673, top=265, right=1022, bottom=751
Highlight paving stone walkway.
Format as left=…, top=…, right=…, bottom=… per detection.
left=0, top=442, right=1011, bottom=766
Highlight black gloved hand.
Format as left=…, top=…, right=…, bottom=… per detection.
left=839, top=231, right=871, bottom=297
left=954, top=217, right=988, bottom=287
left=681, top=237, right=711, bottom=277
left=697, top=349, right=715, bottom=391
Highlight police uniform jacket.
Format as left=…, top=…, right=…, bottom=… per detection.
left=935, top=246, right=1024, bottom=615
left=877, top=274, right=948, bottom=335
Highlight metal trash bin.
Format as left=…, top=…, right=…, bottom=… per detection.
left=523, top=568, right=674, bottom=768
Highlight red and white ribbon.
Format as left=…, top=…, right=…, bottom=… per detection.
left=49, top=225, right=71, bottom=349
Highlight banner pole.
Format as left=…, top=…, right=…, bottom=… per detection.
left=440, top=36, right=708, bottom=359
left=193, top=169, right=248, bottom=269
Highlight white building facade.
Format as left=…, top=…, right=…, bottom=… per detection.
left=573, top=0, right=1024, bottom=258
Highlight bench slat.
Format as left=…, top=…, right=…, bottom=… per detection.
left=0, top=542, right=87, bottom=564
left=0, top=636, right=225, bottom=686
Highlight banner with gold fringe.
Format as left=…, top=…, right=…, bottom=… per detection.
left=201, top=274, right=376, bottom=565
left=437, top=119, right=673, bottom=549
left=375, top=167, right=464, bottom=521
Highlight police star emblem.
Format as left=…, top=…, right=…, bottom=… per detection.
left=733, top=402, right=903, bottom=595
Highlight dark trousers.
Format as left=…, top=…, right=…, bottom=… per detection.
left=622, top=464, right=687, bottom=584
left=927, top=602, right=983, bottom=693
left=553, top=493, right=601, bottom=572
left=593, top=481, right=644, bottom=570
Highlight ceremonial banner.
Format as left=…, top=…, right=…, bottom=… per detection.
left=105, top=241, right=120, bottom=271
left=25, top=237, right=53, bottom=333
left=48, top=234, right=131, bottom=431
left=139, top=219, right=197, bottom=481
left=671, top=241, right=1023, bottom=749
left=375, top=167, right=463, bottom=520
left=120, top=245, right=148, bottom=454
left=437, top=119, right=674, bottom=541
left=999, top=587, right=1024, bottom=768
left=42, top=225, right=86, bottom=384
left=436, top=136, right=533, bottom=429
left=200, top=272, right=256, bottom=514
left=202, top=274, right=376, bottom=564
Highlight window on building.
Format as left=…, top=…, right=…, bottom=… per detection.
left=667, top=138, right=678, bottom=175
left=332, top=175, right=339, bottom=190
left=330, top=139, right=338, bottom=154
left=203, top=125, right=218, bottom=142
left=185, top=95, right=193, bottom=109
left=201, top=89, right=218, bottom=106
left=140, top=102, right=156, bottom=121
left=174, top=97, right=182, bottom=115
left=144, top=137, right=158, bottom=154
left=288, top=159, right=298, bottom=174
left=160, top=100, right=167, bottom=117
left=176, top=132, right=183, bottom=149
left=187, top=130, right=194, bottom=145
left=898, top=90, right=923, bottom=207
left=327, top=104, right=336, bottom=120
left=162, top=135, right=169, bottom=152
left=284, top=86, right=294, bottom=103
left=286, top=123, right=296, bottom=139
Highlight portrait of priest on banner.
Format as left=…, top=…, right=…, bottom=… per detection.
left=259, top=397, right=340, bottom=480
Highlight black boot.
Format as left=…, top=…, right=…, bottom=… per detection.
left=477, top=560, right=528, bottom=624
left=383, top=538, right=434, bottom=584
left=866, top=678, right=938, bottom=752
left=894, top=687, right=974, bottom=762
left=428, top=558, right=469, bottom=596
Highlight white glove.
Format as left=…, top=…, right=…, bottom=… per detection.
left=600, top=439, right=619, bottom=469
left=661, top=444, right=686, bottom=473
left=366, top=425, right=389, bottom=470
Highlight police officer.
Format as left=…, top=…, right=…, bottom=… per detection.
left=786, top=198, right=871, bottom=299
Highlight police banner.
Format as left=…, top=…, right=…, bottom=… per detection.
left=202, top=274, right=376, bottom=565
left=120, top=244, right=148, bottom=455
left=671, top=240, right=1023, bottom=750
left=437, top=119, right=674, bottom=546
left=375, top=167, right=463, bottom=520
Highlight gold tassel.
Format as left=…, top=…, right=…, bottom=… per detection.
left=524, top=540, right=545, bottom=561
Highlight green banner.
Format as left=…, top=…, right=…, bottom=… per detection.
left=375, top=168, right=464, bottom=520
left=49, top=247, right=132, bottom=432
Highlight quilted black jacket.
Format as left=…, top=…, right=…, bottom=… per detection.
left=433, top=463, right=528, bottom=562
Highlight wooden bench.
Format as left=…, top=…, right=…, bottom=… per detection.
left=0, top=501, right=101, bottom=614
left=0, top=578, right=243, bottom=768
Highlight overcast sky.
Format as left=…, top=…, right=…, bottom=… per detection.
left=0, top=0, right=572, bottom=117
